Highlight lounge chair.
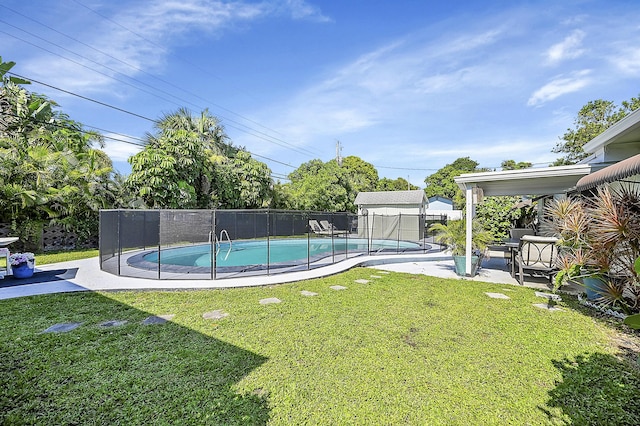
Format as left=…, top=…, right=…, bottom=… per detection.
left=515, top=235, right=559, bottom=286
left=309, top=220, right=334, bottom=235
left=319, top=220, right=348, bottom=236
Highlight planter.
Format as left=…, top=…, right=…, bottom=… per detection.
left=12, top=262, right=34, bottom=279
left=582, top=275, right=607, bottom=300
left=453, top=255, right=480, bottom=277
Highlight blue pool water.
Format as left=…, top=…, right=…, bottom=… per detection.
left=141, top=238, right=421, bottom=268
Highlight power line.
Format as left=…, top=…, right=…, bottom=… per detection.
left=0, top=28, right=319, bottom=158
left=0, top=4, right=322, bottom=158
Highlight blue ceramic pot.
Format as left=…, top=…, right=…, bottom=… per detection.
left=453, top=255, right=480, bottom=277
left=583, top=275, right=607, bottom=300
left=12, top=262, right=34, bottom=279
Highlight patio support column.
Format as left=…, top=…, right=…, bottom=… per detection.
left=465, top=185, right=474, bottom=276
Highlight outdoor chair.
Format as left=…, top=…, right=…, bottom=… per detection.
left=515, top=235, right=559, bottom=286
left=319, top=220, right=348, bottom=236
left=309, top=220, right=329, bottom=235
left=509, top=228, right=535, bottom=240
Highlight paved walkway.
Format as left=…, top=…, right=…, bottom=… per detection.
left=0, top=253, right=579, bottom=300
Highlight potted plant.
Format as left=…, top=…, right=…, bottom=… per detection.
left=9, top=252, right=35, bottom=279
left=429, top=219, right=492, bottom=276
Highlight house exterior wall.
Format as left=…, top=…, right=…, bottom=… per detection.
left=427, top=199, right=453, bottom=210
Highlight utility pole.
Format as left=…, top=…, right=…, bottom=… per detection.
left=336, top=140, right=343, bottom=166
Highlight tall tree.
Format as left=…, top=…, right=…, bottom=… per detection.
left=279, top=159, right=352, bottom=212
left=501, top=160, right=532, bottom=170
left=377, top=177, right=419, bottom=191
left=424, top=157, right=486, bottom=208
left=552, top=95, right=640, bottom=165
left=127, top=108, right=272, bottom=209
left=0, top=57, right=116, bottom=246
left=340, top=155, right=378, bottom=195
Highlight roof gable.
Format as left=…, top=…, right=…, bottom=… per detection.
left=355, top=190, right=426, bottom=205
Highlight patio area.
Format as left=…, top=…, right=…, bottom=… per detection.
left=0, top=252, right=582, bottom=300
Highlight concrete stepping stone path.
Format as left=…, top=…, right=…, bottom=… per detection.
left=143, top=314, right=175, bottom=325
left=42, top=322, right=82, bottom=333
left=535, top=291, right=562, bottom=301
left=203, top=310, right=229, bottom=320
left=370, top=275, right=383, bottom=279
left=300, top=290, right=318, bottom=297
left=330, top=285, right=347, bottom=291
left=355, top=279, right=370, bottom=284
left=533, top=303, right=563, bottom=312
left=259, top=297, right=281, bottom=305
left=485, top=292, right=510, bottom=300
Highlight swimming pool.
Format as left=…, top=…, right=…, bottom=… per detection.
left=131, top=237, right=422, bottom=272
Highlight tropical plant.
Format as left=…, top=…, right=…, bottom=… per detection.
left=1, top=57, right=117, bottom=250
left=126, top=108, right=273, bottom=209
left=429, top=219, right=492, bottom=256
left=546, top=186, right=640, bottom=312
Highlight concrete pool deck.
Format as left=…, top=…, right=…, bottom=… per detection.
left=0, top=252, right=579, bottom=300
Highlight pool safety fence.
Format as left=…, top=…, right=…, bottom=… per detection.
left=99, top=209, right=436, bottom=280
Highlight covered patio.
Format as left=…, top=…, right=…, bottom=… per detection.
left=454, top=164, right=594, bottom=277
left=453, top=108, right=640, bottom=278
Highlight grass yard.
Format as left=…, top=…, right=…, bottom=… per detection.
left=1, top=268, right=639, bottom=424
left=35, top=248, right=99, bottom=265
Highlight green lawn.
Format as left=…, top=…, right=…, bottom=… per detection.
left=1, top=268, right=639, bottom=424
left=35, top=248, right=99, bottom=265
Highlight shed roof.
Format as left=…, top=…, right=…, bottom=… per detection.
left=354, top=190, right=426, bottom=205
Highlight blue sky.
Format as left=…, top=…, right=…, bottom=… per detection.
left=2, top=0, right=639, bottom=187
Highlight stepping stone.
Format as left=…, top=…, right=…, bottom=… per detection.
left=259, top=297, right=281, bottom=305
left=42, top=322, right=82, bottom=333
left=99, top=320, right=128, bottom=328
left=143, top=314, right=175, bottom=325
left=370, top=275, right=383, bottom=279
left=533, top=303, right=563, bottom=312
left=485, top=292, right=510, bottom=299
left=501, top=288, right=515, bottom=292
left=300, top=290, right=318, bottom=297
left=330, top=285, right=347, bottom=291
left=535, top=291, right=562, bottom=301
left=202, top=310, right=229, bottom=320
left=378, top=271, right=390, bottom=274
left=355, top=279, right=370, bottom=284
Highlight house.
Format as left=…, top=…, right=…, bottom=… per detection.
left=453, top=108, right=640, bottom=274
left=354, top=190, right=427, bottom=241
left=426, top=196, right=462, bottom=221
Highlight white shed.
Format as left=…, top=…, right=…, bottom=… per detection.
left=354, top=190, right=427, bottom=241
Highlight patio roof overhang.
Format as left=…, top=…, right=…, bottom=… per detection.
left=454, top=164, right=594, bottom=197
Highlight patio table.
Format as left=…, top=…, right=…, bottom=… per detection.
left=504, top=239, right=520, bottom=278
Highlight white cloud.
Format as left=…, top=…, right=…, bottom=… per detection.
left=611, top=47, right=640, bottom=76
left=102, top=134, right=144, bottom=161
left=20, top=0, right=330, bottom=95
left=527, top=70, right=592, bottom=106
left=545, top=29, right=586, bottom=65
left=281, top=0, right=332, bottom=22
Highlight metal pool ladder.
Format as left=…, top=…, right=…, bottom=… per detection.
left=214, top=229, right=232, bottom=261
